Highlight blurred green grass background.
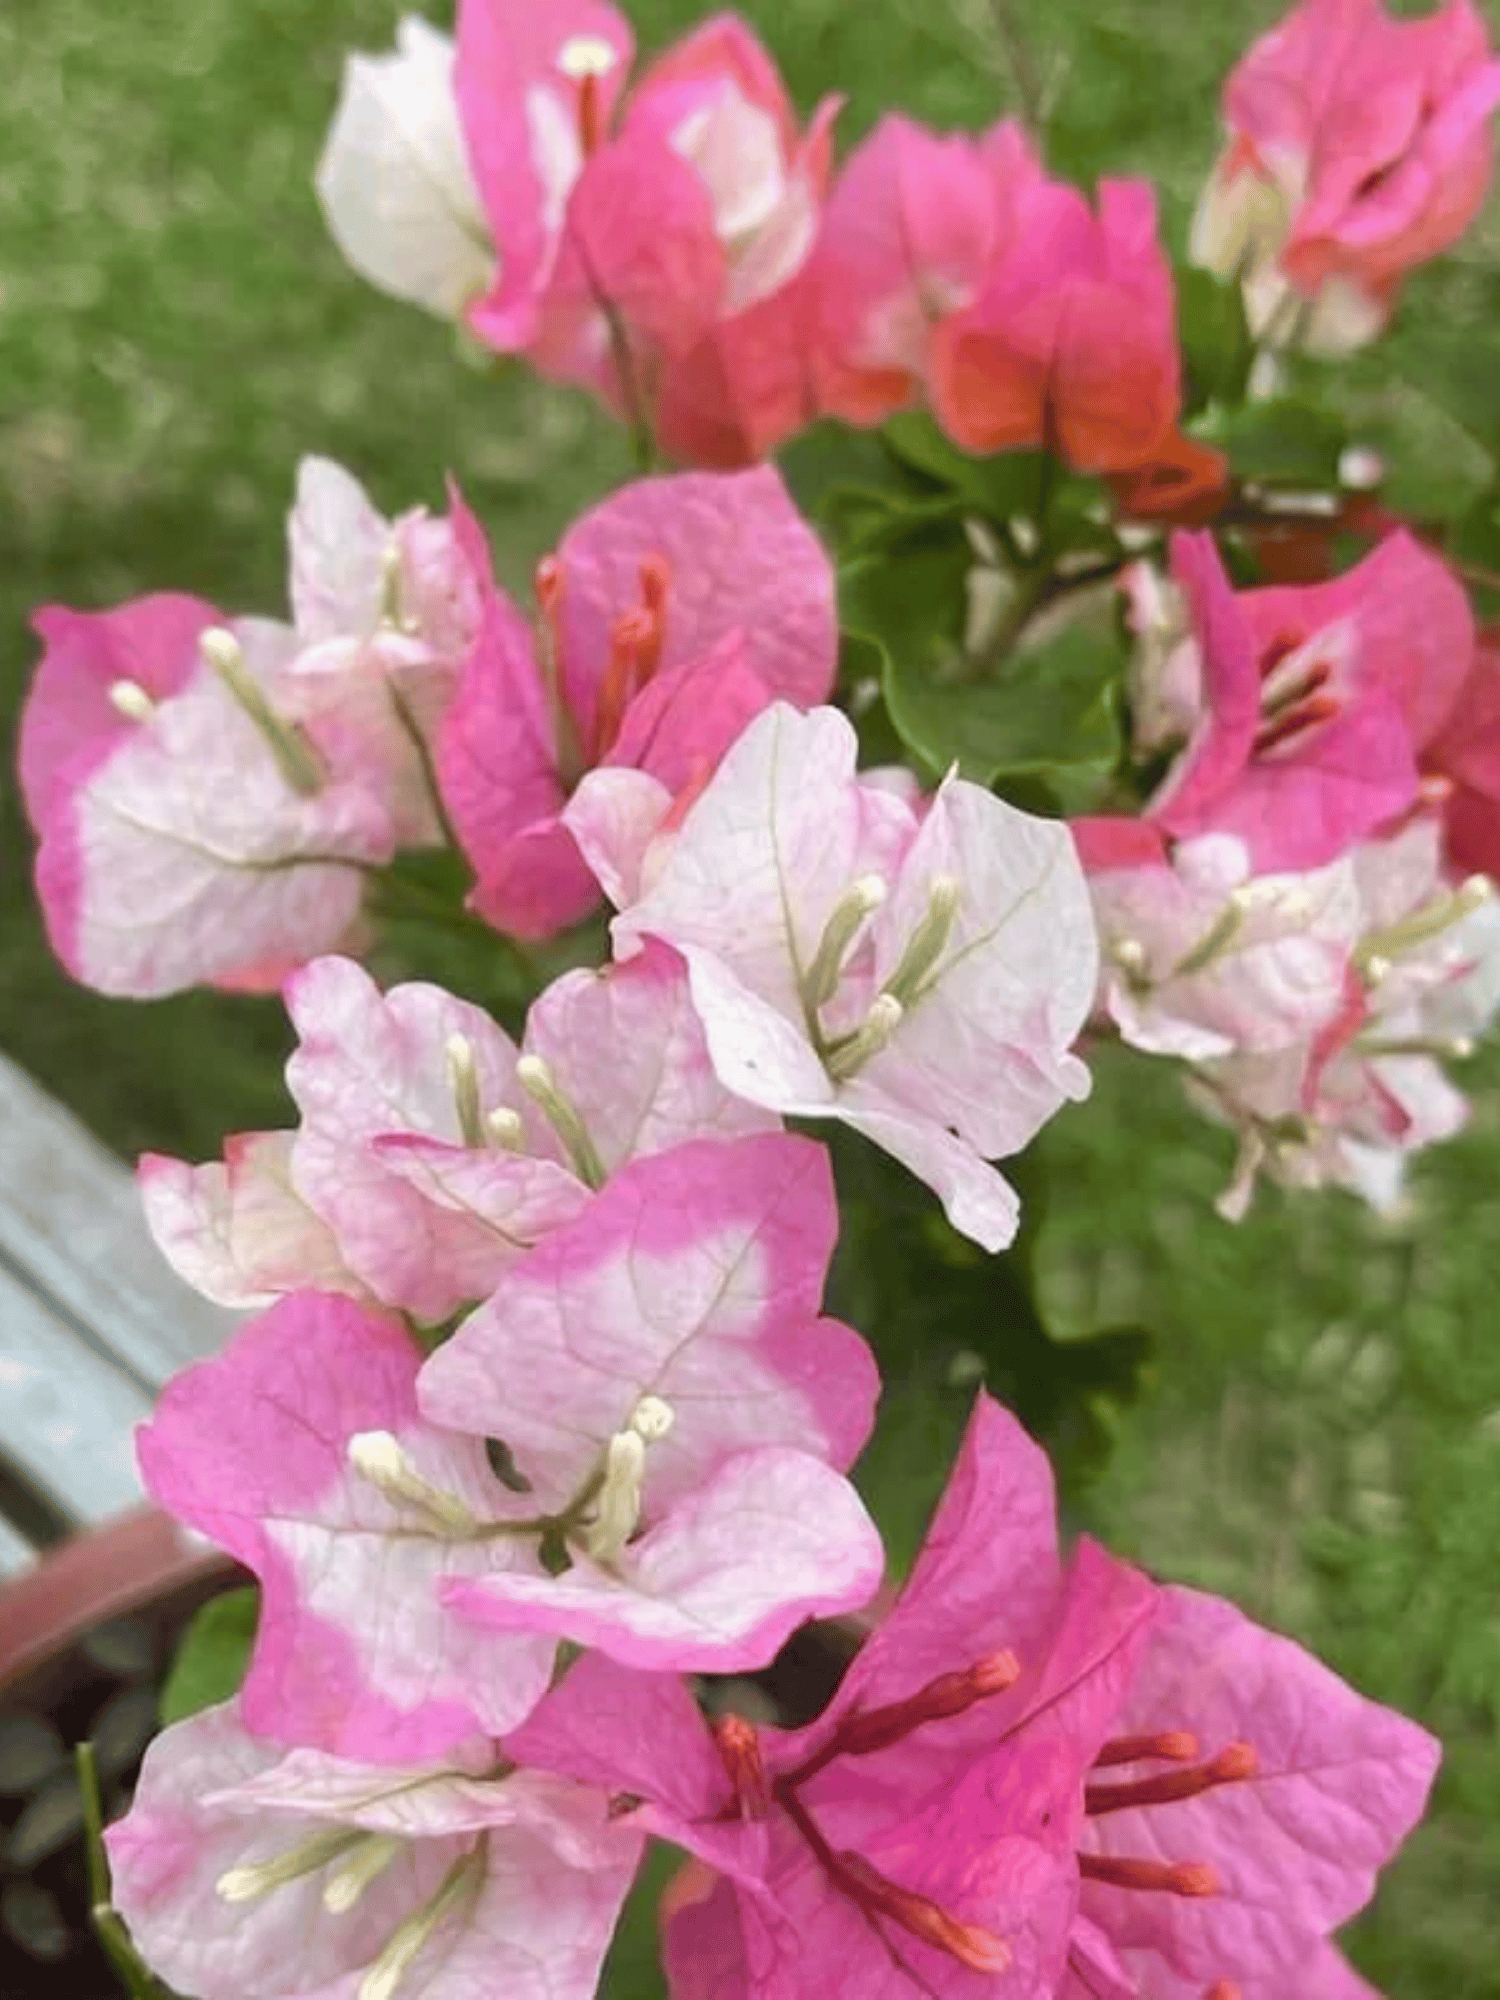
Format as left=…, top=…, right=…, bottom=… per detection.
left=2, top=2, right=1499, bottom=1994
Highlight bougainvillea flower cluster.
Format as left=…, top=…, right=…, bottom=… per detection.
left=1192, top=0, right=1500, bottom=352
left=316, top=2, right=1187, bottom=473
left=17, top=0, right=1497, bottom=1991
left=1083, top=523, right=1500, bottom=1214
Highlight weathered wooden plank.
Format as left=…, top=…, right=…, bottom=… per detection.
left=0, top=1050, right=236, bottom=1391
left=0, top=1264, right=151, bottom=1526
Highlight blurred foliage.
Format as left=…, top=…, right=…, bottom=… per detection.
left=4, top=1, right=1500, bottom=1996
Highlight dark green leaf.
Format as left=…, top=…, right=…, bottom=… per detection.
left=840, top=515, right=973, bottom=695
left=777, top=418, right=907, bottom=523
left=822, top=1129, right=1153, bottom=1564
left=837, top=630, right=909, bottom=770
left=1280, top=348, right=1496, bottom=526
left=158, top=1588, right=260, bottom=1726
left=880, top=617, right=1125, bottom=788
left=1198, top=397, right=1347, bottom=488
left=599, top=1842, right=675, bottom=1999
left=1177, top=265, right=1253, bottom=414
left=1377, top=259, right=1500, bottom=456
left=881, top=412, right=1051, bottom=521
left=1445, top=487, right=1500, bottom=618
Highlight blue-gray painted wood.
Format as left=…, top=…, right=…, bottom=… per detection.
left=0, top=1051, right=239, bottom=1569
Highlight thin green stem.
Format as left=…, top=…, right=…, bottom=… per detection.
left=75, top=1743, right=163, bottom=1999
left=388, top=681, right=464, bottom=857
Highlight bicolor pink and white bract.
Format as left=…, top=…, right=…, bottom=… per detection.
left=105, top=1700, right=642, bottom=2000
left=611, top=702, right=1100, bottom=1250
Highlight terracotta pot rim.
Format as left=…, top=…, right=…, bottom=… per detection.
left=0, top=1506, right=235, bottom=1703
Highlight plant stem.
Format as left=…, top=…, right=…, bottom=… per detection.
left=75, top=1743, right=163, bottom=1999
left=387, top=682, right=464, bottom=857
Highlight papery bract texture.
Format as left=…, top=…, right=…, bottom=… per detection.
left=929, top=139, right=1182, bottom=474
left=316, top=15, right=496, bottom=319
left=1078, top=824, right=1364, bottom=1063
left=105, top=1700, right=641, bottom=2000
left=419, top=1132, right=885, bottom=1670
left=283, top=955, right=584, bottom=1321
left=510, top=1395, right=1159, bottom=1997
left=807, top=112, right=999, bottom=427
left=614, top=702, right=1098, bottom=1249
left=1145, top=530, right=1475, bottom=872
left=141, top=943, right=776, bottom=1324
left=437, top=466, right=835, bottom=937
left=454, top=1, right=835, bottom=462
left=137, top=1292, right=558, bottom=1761
left=20, top=458, right=488, bottom=997
left=24, top=606, right=394, bottom=998
left=1075, top=1586, right=1440, bottom=1996
left=138, top=1131, right=366, bottom=1311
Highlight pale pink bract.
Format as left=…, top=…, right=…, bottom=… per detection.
left=612, top=702, right=1099, bottom=1251
left=1194, top=0, right=1500, bottom=352
left=105, top=1700, right=641, bottom=2000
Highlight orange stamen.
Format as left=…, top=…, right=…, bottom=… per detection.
left=1078, top=1854, right=1220, bottom=1897
left=1086, top=1742, right=1257, bottom=1817
left=1093, top=1730, right=1201, bottom=1769
left=578, top=72, right=604, bottom=155
left=1253, top=693, right=1341, bottom=756
left=835, top=1851, right=1011, bottom=1973
left=533, top=555, right=585, bottom=787
left=712, top=1714, right=771, bottom=1820
left=786, top=1650, right=1020, bottom=1788
left=637, top=556, right=671, bottom=670
left=593, top=609, right=654, bottom=761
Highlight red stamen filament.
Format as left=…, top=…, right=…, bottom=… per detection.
left=1085, top=1741, right=1257, bottom=1816
left=1257, top=632, right=1302, bottom=682
left=1204, top=1984, right=1243, bottom=2000
left=532, top=555, right=585, bottom=787
left=1093, top=1730, right=1200, bottom=1769
left=578, top=73, right=604, bottom=155
left=1078, top=1854, right=1220, bottom=1897
left=590, top=558, right=672, bottom=761
left=594, top=612, right=652, bottom=760
left=1253, top=692, right=1341, bottom=756
left=711, top=1714, right=771, bottom=1821
left=637, top=556, right=671, bottom=661
left=834, top=1850, right=1011, bottom=1974
left=784, top=1649, right=1021, bottom=1789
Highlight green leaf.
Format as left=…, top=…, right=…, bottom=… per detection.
left=1198, top=396, right=1347, bottom=488
left=599, top=1842, right=675, bottom=1998
left=881, top=411, right=1051, bottom=521
left=158, top=1588, right=260, bottom=1727
left=1177, top=265, right=1253, bottom=414
left=840, top=514, right=973, bottom=688
left=1196, top=397, right=1338, bottom=488
left=1377, top=259, right=1500, bottom=456
left=1445, top=486, right=1500, bottom=617
left=880, top=617, right=1125, bottom=788
left=822, top=1130, right=1153, bottom=1562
